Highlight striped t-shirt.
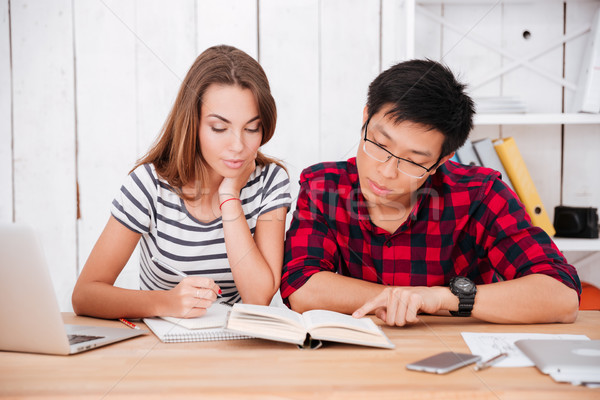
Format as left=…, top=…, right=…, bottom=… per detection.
left=111, top=162, right=291, bottom=304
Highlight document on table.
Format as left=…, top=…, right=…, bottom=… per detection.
left=461, top=332, right=590, bottom=367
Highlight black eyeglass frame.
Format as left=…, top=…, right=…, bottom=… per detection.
left=362, top=117, right=443, bottom=179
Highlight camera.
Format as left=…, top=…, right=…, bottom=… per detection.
left=553, top=206, right=599, bottom=238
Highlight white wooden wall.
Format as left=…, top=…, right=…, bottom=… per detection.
left=2, top=0, right=599, bottom=311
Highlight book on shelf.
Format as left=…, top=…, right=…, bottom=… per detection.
left=474, top=96, right=527, bottom=114
left=224, top=303, right=395, bottom=349
left=571, top=8, right=600, bottom=113
left=493, top=137, right=556, bottom=237
left=455, top=139, right=481, bottom=166
left=143, top=302, right=250, bottom=343
left=472, top=138, right=515, bottom=193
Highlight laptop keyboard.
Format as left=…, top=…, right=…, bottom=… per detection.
left=68, top=334, right=104, bottom=345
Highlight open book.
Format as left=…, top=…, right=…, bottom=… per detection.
left=224, top=304, right=394, bottom=349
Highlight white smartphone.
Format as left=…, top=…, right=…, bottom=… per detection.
left=406, top=352, right=481, bottom=374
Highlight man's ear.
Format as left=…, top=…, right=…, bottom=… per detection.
left=430, top=152, right=455, bottom=175
left=362, top=106, right=369, bottom=126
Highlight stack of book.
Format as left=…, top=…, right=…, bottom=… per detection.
left=474, top=96, right=527, bottom=114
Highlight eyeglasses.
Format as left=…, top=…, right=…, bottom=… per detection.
left=362, top=117, right=442, bottom=179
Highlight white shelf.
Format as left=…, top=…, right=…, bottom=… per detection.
left=416, top=0, right=594, bottom=5
left=553, top=238, right=600, bottom=252
left=474, top=113, right=600, bottom=125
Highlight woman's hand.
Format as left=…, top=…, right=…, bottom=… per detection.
left=218, top=156, right=256, bottom=201
left=160, top=277, right=221, bottom=318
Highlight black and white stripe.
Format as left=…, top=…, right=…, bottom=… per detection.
left=111, top=162, right=291, bottom=303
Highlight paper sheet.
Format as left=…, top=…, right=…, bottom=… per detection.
left=160, top=302, right=232, bottom=330
left=461, top=332, right=590, bottom=367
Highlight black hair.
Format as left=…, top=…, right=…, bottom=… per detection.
left=366, top=59, right=474, bottom=157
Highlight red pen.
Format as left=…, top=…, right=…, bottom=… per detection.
left=119, top=318, right=140, bottom=330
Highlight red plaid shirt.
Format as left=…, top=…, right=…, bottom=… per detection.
left=281, top=158, right=581, bottom=302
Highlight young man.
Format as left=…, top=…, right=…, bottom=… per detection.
left=281, top=60, right=580, bottom=326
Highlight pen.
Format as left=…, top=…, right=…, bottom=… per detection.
left=151, top=256, right=221, bottom=297
left=474, top=352, right=508, bottom=371
left=152, top=256, right=187, bottom=277
left=119, top=318, right=140, bottom=330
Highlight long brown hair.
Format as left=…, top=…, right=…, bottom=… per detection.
left=134, top=45, right=283, bottom=200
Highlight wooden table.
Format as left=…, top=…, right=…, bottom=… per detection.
left=1, top=311, right=599, bottom=399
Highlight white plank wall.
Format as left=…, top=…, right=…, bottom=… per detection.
left=259, top=0, right=320, bottom=202
left=381, top=0, right=409, bottom=67
left=74, top=1, right=139, bottom=291
left=414, top=3, right=442, bottom=60
left=0, top=0, right=11, bottom=221
left=197, top=0, right=257, bottom=59
left=10, top=0, right=78, bottom=311
left=126, top=1, right=198, bottom=288
left=2, top=0, right=599, bottom=310
left=319, top=0, right=380, bottom=163
left=136, top=1, right=197, bottom=156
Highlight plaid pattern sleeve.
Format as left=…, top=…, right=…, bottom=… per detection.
left=469, top=177, right=581, bottom=296
left=280, top=163, right=345, bottom=300
left=280, top=158, right=581, bottom=303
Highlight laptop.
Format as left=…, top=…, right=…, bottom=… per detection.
left=515, top=339, right=600, bottom=385
left=0, top=224, right=146, bottom=355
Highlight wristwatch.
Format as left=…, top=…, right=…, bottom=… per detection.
left=449, top=276, right=477, bottom=317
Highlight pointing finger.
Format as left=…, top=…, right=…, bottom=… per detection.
left=352, top=294, right=385, bottom=319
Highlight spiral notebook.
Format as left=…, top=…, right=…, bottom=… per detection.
left=143, top=318, right=250, bottom=343
left=143, top=303, right=250, bottom=343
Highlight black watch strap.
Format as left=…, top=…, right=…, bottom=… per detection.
left=449, top=276, right=476, bottom=317
left=449, top=294, right=475, bottom=317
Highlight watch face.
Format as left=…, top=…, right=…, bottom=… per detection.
left=453, top=277, right=475, bottom=293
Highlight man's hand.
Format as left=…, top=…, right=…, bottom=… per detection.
left=352, top=286, right=448, bottom=326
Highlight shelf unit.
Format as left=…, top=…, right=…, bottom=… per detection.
left=474, top=114, right=599, bottom=252
left=404, top=1, right=600, bottom=253
left=474, top=113, right=600, bottom=125
left=474, top=113, right=599, bottom=253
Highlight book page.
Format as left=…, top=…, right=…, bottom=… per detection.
left=161, top=302, right=231, bottom=330
left=302, top=310, right=394, bottom=349
left=302, top=309, right=380, bottom=334
left=225, top=304, right=307, bottom=345
left=231, top=304, right=306, bottom=328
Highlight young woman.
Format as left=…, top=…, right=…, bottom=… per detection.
left=72, top=45, right=291, bottom=319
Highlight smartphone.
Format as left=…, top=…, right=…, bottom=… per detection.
left=406, top=352, right=481, bottom=374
